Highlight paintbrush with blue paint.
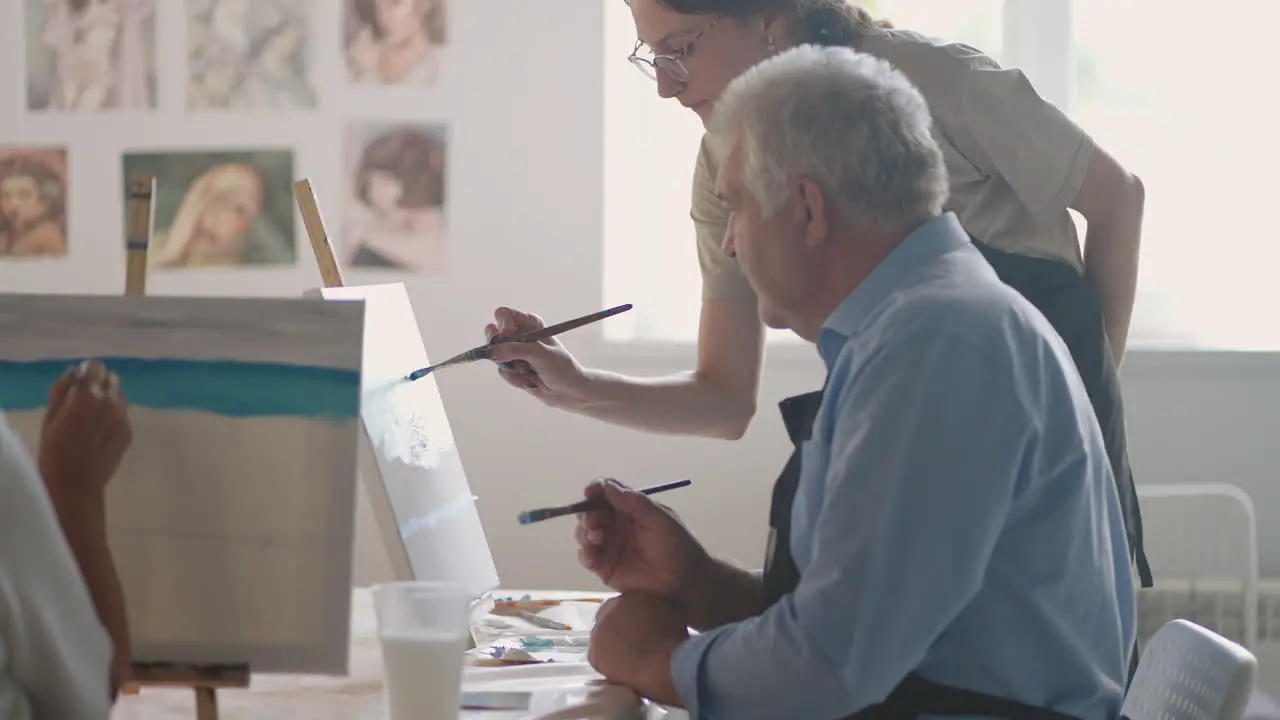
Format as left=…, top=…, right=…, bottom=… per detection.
left=404, top=303, right=633, bottom=382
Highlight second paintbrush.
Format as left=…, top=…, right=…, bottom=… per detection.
left=404, top=303, right=633, bottom=382
left=516, top=479, right=692, bottom=525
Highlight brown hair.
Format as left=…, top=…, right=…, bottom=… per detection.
left=0, top=154, right=66, bottom=222
left=637, top=0, right=891, bottom=46
left=354, top=127, right=446, bottom=209
left=352, top=0, right=446, bottom=45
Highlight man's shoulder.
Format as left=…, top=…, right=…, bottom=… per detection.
left=873, top=246, right=1055, bottom=353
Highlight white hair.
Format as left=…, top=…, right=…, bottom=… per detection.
left=709, top=44, right=948, bottom=231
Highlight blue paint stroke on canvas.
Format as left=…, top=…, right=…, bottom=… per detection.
left=0, top=358, right=359, bottom=419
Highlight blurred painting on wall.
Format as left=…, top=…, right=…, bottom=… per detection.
left=344, top=0, right=446, bottom=85
left=24, top=0, right=157, bottom=112
left=343, top=123, right=447, bottom=274
left=121, top=150, right=296, bottom=269
left=0, top=147, right=69, bottom=259
left=186, top=0, right=316, bottom=110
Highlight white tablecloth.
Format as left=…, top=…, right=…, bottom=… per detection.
left=110, top=588, right=683, bottom=719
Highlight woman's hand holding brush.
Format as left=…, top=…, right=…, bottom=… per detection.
left=484, top=306, right=594, bottom=408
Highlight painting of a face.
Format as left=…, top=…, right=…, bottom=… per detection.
left=374, top=0, right=428, bottom=42
left=73, top=0, right=122, bottom=26
left=364, top=171, right=404, bottom=213
left=122, top=150, right=295, bottom=269
left=188, top=166, right=263, bottom=260
left=0, top=176, right=48, bottom=226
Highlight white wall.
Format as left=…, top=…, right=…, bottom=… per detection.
left=2, top=0, right=1278, bottom=593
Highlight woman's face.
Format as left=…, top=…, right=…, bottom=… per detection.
left=628, top=0, right=772, bottom=126
left=73, top=0, right=121, bottom=27
left=190, top=169, right=262, bottom=260
left=0, top=175, right=50, bottom=228
left=373, top=0, right=429, bottom=44
left=73, top=0, right=122, bottom=46
left=364, top=171, right=405, bottom=213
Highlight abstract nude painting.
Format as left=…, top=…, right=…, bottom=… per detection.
left=0, top=147, right=68, bottom=258
left=344, top=0, right=447, bottom=85
left=186, top=0, right=316, bottom=110
left=317, top=283, right=498, bottom=597
left=0, top=294, right=365, bottom=673
left=343, top=123, right=447, bottom=274
left=24, top=0, right=158, bottom=112
left=122, top=150, right=296, bottom=269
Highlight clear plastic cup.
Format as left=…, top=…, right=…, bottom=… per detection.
left=372, top=581, right=472, bottom=720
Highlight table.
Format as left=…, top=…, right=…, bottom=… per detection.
left=110, top=589, right=686, bottom=719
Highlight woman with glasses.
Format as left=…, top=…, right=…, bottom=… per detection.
left=484, top=0, right=1151, bottom=591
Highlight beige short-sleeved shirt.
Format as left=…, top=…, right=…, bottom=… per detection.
left=694, top=29, right=1095, bottom=301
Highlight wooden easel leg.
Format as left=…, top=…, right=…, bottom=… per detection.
left=195, top=687, right=218, bottom=720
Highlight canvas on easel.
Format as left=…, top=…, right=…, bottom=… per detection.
left=292, top=178, right=498, bottom=599
left=317, top=282, right=500, bottom=598
left=0, top=294, right=366, bottom=675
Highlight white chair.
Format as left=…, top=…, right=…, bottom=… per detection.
left=1122, top=619, right=1257, bottom=720
left=1137, top=484, right=1260, bottom=649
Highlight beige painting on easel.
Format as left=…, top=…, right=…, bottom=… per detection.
left=0, top=293, right=365, bottom=674
left=316, top=282, right=499, bottom=597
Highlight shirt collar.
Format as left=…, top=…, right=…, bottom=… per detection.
left=817, top=212, right=970, bottom=368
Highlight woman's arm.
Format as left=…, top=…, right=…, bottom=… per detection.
left=489, top=136, right=766, bottom=440
left=1069, top=145, right=1145, bottom=364
left=573, top=296, right=765, bottom=440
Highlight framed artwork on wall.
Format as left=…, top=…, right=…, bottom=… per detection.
left=342, top=123, right=448, bottom=274
left=121, top=149, right=297, bottom=269
left=24, top=0, right=158, bottom=113
left=0, top=146, right=69, bottom=259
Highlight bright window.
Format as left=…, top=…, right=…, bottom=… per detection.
left=605, top=1, right=1273, bottom=350
left=1074, top=0, right=1280, bottom=350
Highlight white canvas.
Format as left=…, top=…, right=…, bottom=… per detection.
left=0, top=294, right=364, bottom=674
left=314, top=283, right=499, bottom=598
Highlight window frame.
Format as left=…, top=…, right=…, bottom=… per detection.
left=597, top=0, right=1075, bottom=360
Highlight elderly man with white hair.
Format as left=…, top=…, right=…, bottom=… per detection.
left=577, top=44, right=1137, bottom=720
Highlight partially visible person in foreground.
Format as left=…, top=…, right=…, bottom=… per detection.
left=0, top=360, right=133, bottom=718
left=579, top=45, right=1136, bottom=720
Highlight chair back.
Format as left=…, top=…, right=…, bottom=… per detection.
left=1121, top=619, right=1256, bottom=720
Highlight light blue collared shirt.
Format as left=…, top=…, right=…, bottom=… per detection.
left=671, top=213, right=1136, bottom=719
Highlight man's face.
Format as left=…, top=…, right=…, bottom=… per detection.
left=714, top=138, right=810, bottom=331
left=0, top=175, right=49, bottom=228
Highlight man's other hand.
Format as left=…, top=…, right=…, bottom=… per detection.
left=576, top=479, right=711, bottom=600
left=588, top=591, right=686, bottom=707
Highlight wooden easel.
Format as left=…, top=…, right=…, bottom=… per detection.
left=293, top=179, right=346, bottom=289
left=120, top=174, right=251, bottom=720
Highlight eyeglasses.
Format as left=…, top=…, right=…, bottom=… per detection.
left=627, top=17, right=721, bottom=83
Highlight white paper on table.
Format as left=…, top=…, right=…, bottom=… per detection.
left=464, top=663, right=643, bottom=719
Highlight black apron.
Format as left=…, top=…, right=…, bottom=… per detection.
left=971, top=241, right=1151, bottom=589
left=765, top=392, right=1085, bottom=720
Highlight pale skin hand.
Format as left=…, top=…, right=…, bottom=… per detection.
left=484, top=296, right=764, bottom=440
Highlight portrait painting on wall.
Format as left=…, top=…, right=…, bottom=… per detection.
left=344, top=0, right=446, bottom=85
left=0, top=147, right=69, bottom=259
left=185, top=0, right=316, bottom=110
left=343, top=123, right=447, bottom=274
left=24, top=0, right=157, bottom=112
left=121, top=150, right=296, bottom=269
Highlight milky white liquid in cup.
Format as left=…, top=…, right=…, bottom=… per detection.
left=380, top=631, right=469, bottom=720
